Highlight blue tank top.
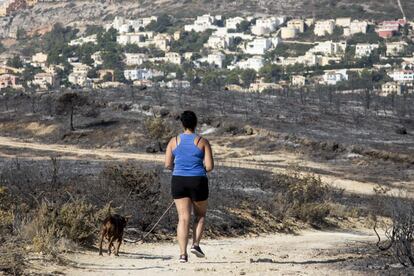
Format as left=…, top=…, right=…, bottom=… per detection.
left=172, top=133, right=206, bottom=176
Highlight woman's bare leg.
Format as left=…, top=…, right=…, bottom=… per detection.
left=174, top=198, right=192, bottom=255
left=192, top=200, right=208, bottom=246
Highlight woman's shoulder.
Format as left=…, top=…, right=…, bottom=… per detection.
left=197, top=136, right=210, bottom=146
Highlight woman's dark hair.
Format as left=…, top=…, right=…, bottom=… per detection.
left=180, top=110, right=197, bottom=130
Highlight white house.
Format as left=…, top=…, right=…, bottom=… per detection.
left=106, top=16, right=157, bottom=33
left=287, top=19, right=305, bottom=33
left=251, top=17, right=284, bottom=35
left=335, top=18, right=351, bottom=27
left=225, top=17, right=245, bottom=30
left=32, top=72, right=58, bottom=89
left=153, top=33, right=172, bottom=51
left=349, top=20, right=368, bottom=35
left=31, top=52, right=48, bottom=67
left=381, top=82, right=403, bottom=95
left=184, top=14, right=219, bottom=32
left=166, top=80, right=191, bottom=89
left=231, top=56, right=264, bottom=71
left=281, top=27, right=298, bottom=39
left=309, top=41, right=347, bottom=56
left=71, top=63, right=91, bottom=75
left=314, top=20, right=335, bottom=36
left=386, top=41, right=408, bottom=57
left=68, top=73, right=91, bottom=87
left=244, top=38, right=272, bottom=55
left=355, top=43, right=379, bottom=58
left=207, top=52, right=225, bottom=68
left=124, top=68, right=163, bottom=81
left=124, top=53, right=148, bottom=66
left=291, top=75, right=307, bottom=86
left=165, top=52, right=182, bottom=65
left=69, top=34, right=97, bottom=46
left=91, top=52, right=103, bottom=67
left=388, top=70, right=414, bottom=82
left=206, top=35, right=234, bottom=49
left=323, top=69, right=348, bottom=85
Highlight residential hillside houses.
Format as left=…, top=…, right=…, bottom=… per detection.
left=323, top=69, right=348, bottom=85
left=386, top=41, right=407, bottom=57
left=229, top=56, right=264, bottom=71
left=32, top=72, right=58, bottom=89
left=388, top=70, right=414, bottom=82
left=69, top=34, right=97, bottom=46
left=124, top=53, right=148, bottom=66
left=314, top=20, right=335, bottom=36
left=375, top=20, right=406, bottom=38
left=184, top=14, right=221, bottom=32
left=355, top=43, right=379, bottom=58
left=2, top=12, right=414, bottom=95
left=251, top=17, right=285, bottom=35
left=124, top=68, right=163, bottom=81
left=225, top=17, right=244, bottom=30
left=106, top=16, right=157, bottom=33
left=309, top=41, right=347, bottom=56
left=343, top=20, right=368, bottom=36
left=0, top=74, right=18, bottom=89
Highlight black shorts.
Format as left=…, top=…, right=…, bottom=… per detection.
left=171, top=176, right=209, bottom=201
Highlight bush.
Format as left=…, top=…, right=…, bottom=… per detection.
left=101, top=162, right=163, bottom=230
left=271, top=166, right=332, bottom=226
left=23, top=198, right=105, bottom=255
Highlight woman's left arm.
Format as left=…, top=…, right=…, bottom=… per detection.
left=203, top=139, right=214, bottom=172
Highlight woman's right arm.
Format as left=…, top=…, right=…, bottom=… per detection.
left=203, top=139, right=214, bottom=172
left=165, top=138, right=175, bottom=170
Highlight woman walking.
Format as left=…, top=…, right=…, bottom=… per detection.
left=165, top=110, right=214, bottom=263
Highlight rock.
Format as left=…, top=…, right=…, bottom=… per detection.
left=395, top=126, right=408, bottom=135
left=243, top=125, right=254, bottom=135
left=239, top=272, right=246, bottom=275
left=142, top=105, right=151, bottom=111
left=145, top=146, right=158, bottom=153
left=159, top=108, right=170, bottom=117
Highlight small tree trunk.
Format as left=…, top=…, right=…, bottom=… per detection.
left=70, top=105, right=75, bottom=131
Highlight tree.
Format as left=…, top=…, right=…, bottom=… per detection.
left=43, top=23, right=78, bottom=65
left=6, top=55, right=23, bottom=68
left=16, top=28, right=27, bottom=40
left=259, top=64, right=282, bottom=83
left=56, top=92, right=87, bottom=131
left=144, top=117, right=171, bottom=152
left=236, top=21, right=251, bottom=33
left=0, top=42, right=5, bottom=54
left=202, top=70, right=224, bottom=90
left=146, top=15, right=172, bottom=33
left=240, top=69, right=257, bottom=88
left=225, top=70, right=240, bottom=85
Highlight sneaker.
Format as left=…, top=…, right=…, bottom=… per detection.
left=179, top=254, right=188, bottom=263
left=190, top=245, right=205, bottom=258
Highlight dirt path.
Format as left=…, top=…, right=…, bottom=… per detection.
left=0, top=136, right=394, bottom=195
left=28, top=230, right=377, bottom=275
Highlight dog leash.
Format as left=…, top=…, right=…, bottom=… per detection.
left=125, top=201, right=175, bottom=243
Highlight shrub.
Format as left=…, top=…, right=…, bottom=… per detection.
left=144, top=117, right=173, bottom=152
left=271, top=166, right=332, bottom=226
left=23, top=198, right=106, bottom=255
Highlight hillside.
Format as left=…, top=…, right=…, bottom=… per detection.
left=1, top=0, right=412, bottom=38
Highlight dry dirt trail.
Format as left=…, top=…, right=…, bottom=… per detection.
left=28, top=230, right=377, bottom=275
left=0, top=136, right=384, bottom=274
left=0, top=136, right=385, bottom=195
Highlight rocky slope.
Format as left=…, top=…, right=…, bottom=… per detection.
left=0, top=0, right=411, bottom=38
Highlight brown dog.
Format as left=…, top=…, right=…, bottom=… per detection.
left=99, top=214, right=130, bottom=256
